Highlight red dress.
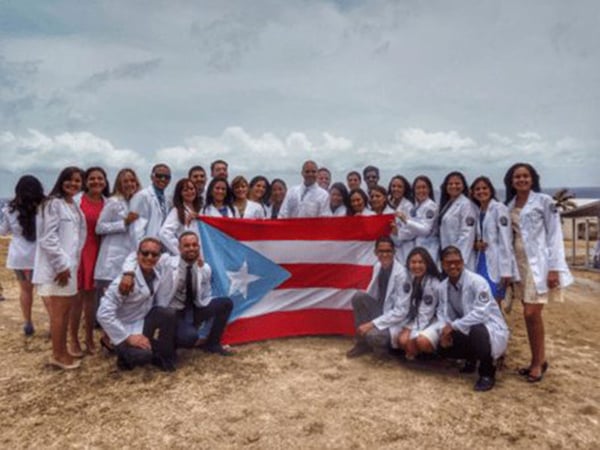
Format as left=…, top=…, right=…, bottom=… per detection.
left=78, top=195, right=104, bottom=290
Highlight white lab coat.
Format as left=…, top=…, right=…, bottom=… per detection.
left=130, top=186, right=168, bottom=243
left=395, top=198, right=440, bottom=264
left=438, top=269, right=509, bottom=359
left=94, top=196, right=137, bottom=281
left=390, top=198, right=415, bottom=264
left=328, top=205, right=347, bottom=217
left=279, top=183, right=329, bottom=218
left=439, top=194, right=478, bottom=270
left=159, top=206, right=201, bottom=256
left=476, top=199, right=519, bottom=283
left=201, top=204, right=238, bottom=218
left=234, top=200, right=266, bottom=219
left=507, top=192, right=573, bottom=294
left=366, top=260, right=412, bottom=331
left=0, top=207, right=36, bottom=269
left=32, top=198, right=86, bottom=285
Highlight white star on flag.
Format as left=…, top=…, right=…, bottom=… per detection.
left=226, top=260, right=261, bottom=299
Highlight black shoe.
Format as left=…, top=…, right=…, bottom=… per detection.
left=474, top=376, right=495, bottom=392
left=201, top=344, right=234, bottom=356
left=460, top=360, right=477, bottom=374
left=346, top=344, right=371, bottom=359
left=152, top=355, right=177, bottom=371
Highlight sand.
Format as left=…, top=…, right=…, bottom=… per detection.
left=0, top=236, right=599, bottom=449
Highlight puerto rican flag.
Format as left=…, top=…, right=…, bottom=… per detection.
left=198, top=216, right=393, bottom=345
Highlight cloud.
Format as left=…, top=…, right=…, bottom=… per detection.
left=77, top=58, right=162, bottom=91
left=0, top=129, right=141, bottom=172
left=396, top=128, right=476, bottom=151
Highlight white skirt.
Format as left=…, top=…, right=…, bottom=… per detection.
left=37, top=275, right=78, bottom=297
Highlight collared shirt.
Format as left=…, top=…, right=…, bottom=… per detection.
left=171, top=258, right=197, bottom=310
left=446, top=271, right=465, bottom=320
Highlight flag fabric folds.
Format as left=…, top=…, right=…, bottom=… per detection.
left=198, top=215, right=393, bottom=344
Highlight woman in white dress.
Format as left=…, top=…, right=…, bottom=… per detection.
left=0, top=175, right=45, bottom=335
left=33, top=167, right=86, bottom=370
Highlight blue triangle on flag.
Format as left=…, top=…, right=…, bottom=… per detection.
left=197, top=220, right=291, bottom=321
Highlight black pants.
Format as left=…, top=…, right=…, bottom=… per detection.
left=115, top=306, right=177, bottom=370
left=438, top=324, right=495, bottom=377
left=194, top=297, right=233, bottom=348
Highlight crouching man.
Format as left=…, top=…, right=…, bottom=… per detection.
left=97, top=237, right=177, bottom=371
left=437, top=245, right=509, bottom=391
left=346, top=236, right=411, bottom=358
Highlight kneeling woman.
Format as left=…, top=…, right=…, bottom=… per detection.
left=395, top=247, right=441, bottom=359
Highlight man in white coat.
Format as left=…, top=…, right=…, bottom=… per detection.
left=279, top=160, right=329, bottom=218
left=130, top=164, right=171, bottom=244
left=437, top=245, right=509, bottom=392
left=97, top=237, right=178, bottom=371
left=346, top=236, right=411, bottom=358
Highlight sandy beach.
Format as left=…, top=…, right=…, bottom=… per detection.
left=0, top=236, right=599, bottom=449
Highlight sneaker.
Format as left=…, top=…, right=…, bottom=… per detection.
left=23, top=322, right=35, bottom=336
left=474, top=376, right=495, bottom=392
left=346, top=344, right=371, bottom=359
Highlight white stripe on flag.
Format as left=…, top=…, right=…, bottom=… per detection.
left=236, top=288, right=358, bottom=319
left=242, top=240, right=377, bottom=265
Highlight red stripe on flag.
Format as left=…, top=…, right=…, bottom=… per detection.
left=222, top=309, right=355, bottom=345
left=200, top=215, right=393, bottom=241
left=277, top=263, right=372, bottom=290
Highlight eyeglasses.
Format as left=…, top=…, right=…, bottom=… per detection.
left=153, top=173, right=171, bottom=180
left=139, top=250, right=161, bottom=258
left=366, top=175, right=378, bottom=180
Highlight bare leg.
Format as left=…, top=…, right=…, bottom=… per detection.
left=18, top=279, right=34, bottom=324
left=415, top=336, right=435, bottom=354
left=48, top=295, right=75, bottom=365
left=523, top=303, right=545, bottom=378
left=68, top=292, right=84, bottom=356
left=81, top=289, right=98, bottom=353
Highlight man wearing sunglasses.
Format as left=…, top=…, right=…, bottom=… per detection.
left=130, top=163, right=172, bottom=244
left=98, top=237, right=178, bottom=371
left=362, top=165, right=380, bottom=192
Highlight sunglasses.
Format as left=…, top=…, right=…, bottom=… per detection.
left=139, top=250, right=161, bottom=258
left=153, top=173, right=171, bottom=180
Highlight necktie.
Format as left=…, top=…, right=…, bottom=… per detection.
left=185, top=265, right=195, bottom=308
left=301, top=186, right=309, bottom=201
left=157, top=191, right=167, bottom=220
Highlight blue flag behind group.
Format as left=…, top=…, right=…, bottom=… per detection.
left=198, top=220, right=291, bottom=321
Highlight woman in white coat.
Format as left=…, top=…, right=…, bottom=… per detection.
left=0, top=175, right=45, bottom=335
left=33, top=167, right=86, bottom=370
left=504, top=163, right=573, bottom=383
left=248, top=176, right=271, bottom=217
left=369, top=185, right=396, bottom=215
left=328, top=183, right=349, bottom=217
left=438, top=171, right=478, bottom=270
left=347, top=188, right=374, bottom=216
left=394, top=247, right=441, bottom=359
left=202, top=177, right=238, bottom=218
left=393, top=175, right=440, bottom=264
left=94, top=168, right=141, bottom=292
left=470, top=176, right=519, bottom=303
left=159, top=178, right=202, bottom=255
left=231, top=176, right=265, bottom=219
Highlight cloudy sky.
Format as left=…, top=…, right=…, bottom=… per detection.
left=1, top=0, right=599, bottom=196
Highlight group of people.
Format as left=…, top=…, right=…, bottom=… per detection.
left=0, top=159, right=572, bottom=390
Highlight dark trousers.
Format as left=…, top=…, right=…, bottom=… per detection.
left=177, top=297, right=233, bottom=349
left=115, top=306, right=177, bottom=370
left=438, top=324, right=495, bottom=377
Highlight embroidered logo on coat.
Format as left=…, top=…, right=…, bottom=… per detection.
left=425, top=209, right=434, bottom=219
left=499, top=216, right=509, bottom=226
left=466, top=216, right=475, bottom=226
left=478, top=291, right=490, bottom=303
left=423, top=294, right=433, bottom=305
left=403, top=282, right=411, bottom=293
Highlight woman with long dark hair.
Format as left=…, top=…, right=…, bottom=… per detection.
left=393, top=175, right=439, bottom=264
left=347, top=188, right=373, bottom=216
left=248, top=175, right=270, bottom=217
left=69, top=167, right=109, bottom=356
left=394, top=247, right=441, bottom=359
left=33, top=167, right=86, bottom=370
left=160, top=178, right=203, bottom=255
left=202, top=177, right=237, bottom=217
left=268, top=179, right=287, bottom=219
left=470, top=176, right=518, bottom=304
left=369, top=185, right=395, bottom=215
left=329, top=182, right=350, bottom=216
left=438, top=171, right=477, bottom=269
left=504, top=163, right=573, bottom=383
left=0, top=175, right=45, bottom=335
